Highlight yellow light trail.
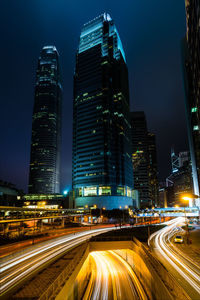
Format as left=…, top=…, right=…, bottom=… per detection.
left=82, top=250, right=147, bottom=300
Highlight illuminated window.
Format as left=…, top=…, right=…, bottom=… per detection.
left=127, top=187, right=132, bottom=197
left=78, top=188, right=82, bottom=197
left=84, top=186, right=97, bottom=196
left=191, top=107, right=197, bottom=113
left=193, top=125, right=199, bottom=131
left=99, top=186, right=111, bottom=195
left=117, top=186, right=125, bottom=196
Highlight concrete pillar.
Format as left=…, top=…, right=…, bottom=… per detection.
left=18, top=222, right=24, bottom=236
left=90, top=216, right=93, bottom=224
left=84, top=216, right=89, bottom=223
left=38, top=219, right=44, bottom=232
left=3, top=223, right=9, bottom=235
left=61, top=218, right=65, bottom=228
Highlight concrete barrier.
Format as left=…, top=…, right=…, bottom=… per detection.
left=39, top=242, right=90, bottom=300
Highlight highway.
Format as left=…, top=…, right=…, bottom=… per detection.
left=0, top=227, right=114, bottom=297
left=149, top=217, right=200, bottom=299
left=82, top=250, right=147, bottom=300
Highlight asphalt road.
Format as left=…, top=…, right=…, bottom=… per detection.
left=149, top=217, right=200, bottom=299
left=82, top=250, right=147, bottom=300
left=0, top=227, right=115, bottom=298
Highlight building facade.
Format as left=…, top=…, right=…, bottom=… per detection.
left=166, top=150, right=193, bottom=206
left=73, top=13, right=134, bottom=209
left=0, top=180, right=24, bottom=207
left=28, top=46, right=62, bottom=194
left=130, top=112, right=158, bottom=208
left=183, top=0, right=200, bottom=206
left=148, top=132, right=159, bottom=207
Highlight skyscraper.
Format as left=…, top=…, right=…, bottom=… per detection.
left=28, top=46, right=62, bottom=194
left=148, top=132, right=159, bottom=207
left=183, top=0, right=200, bottom=206
left=130, top=112, right=151, bottom=208
left=73, top=13, right=134, bottom=209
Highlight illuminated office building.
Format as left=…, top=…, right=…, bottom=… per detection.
left=183, top=0, right=200, bottom=206
left=130, top=112, right=151, bottom=208
left=148, top=132, right=159, bottom=207
left=28, top=46, right=62, bottom=194
left=73, top=13, right=134, bottom=209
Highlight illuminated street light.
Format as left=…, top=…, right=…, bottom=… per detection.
left=181, top=193, right=198, bottom=207
left=182, top=196, right=191, bottom=201
left=181, top=195, right=191, bottom=244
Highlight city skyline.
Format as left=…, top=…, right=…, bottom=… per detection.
left=0, top=1, right=188, bottom=192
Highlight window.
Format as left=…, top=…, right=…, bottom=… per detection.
left=127, top=187, right=132, bottom=197
left=193, top=125, right=199, bottom=131
left=191, top=107, right=197, bottom=113
left=84, top=186, right=97, bottom=196
left=99, top=186, right=111, bottom=195
left=117, top=186, right=125, bottom=196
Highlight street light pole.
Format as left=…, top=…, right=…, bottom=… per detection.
left=32, top=202, right=36, bottom=245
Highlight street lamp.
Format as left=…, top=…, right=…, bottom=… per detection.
left=182, top=196, right=190, bottom=244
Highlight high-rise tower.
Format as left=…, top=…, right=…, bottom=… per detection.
left=130, top=112, right=151, bottom=208
left=73, top=13, right=134, bottom=209
left=28, top=46, right=62, bottom=194
left=147, top=132, right=159, bottom=207
left=183, top=0, right=200, bottom=206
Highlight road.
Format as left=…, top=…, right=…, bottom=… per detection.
left=149, top=217, right=200, bottom=299
left=82, top=250, right=147, bottom=300
left=0, top=227, right=114, bottom=298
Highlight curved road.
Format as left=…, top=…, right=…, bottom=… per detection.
left=82, top=250, right=147, bottom=300
left=0, top=227, right=114, bottom=297
left=149, top=217, right=200, bottom=299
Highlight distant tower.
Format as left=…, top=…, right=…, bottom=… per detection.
left=130, top=112, right=151, bottom=208
left=171, top=147, right=179, bottom=173
left=28, top=46, right=62, bottom=194
left=148, top=132, right=159, bottom=207
left=183, top=0, right=200, bottom=206
left=72, top=13, right=133, bottom=209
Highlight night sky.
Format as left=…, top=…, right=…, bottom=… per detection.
left=0, top=0, right=188, bottom=192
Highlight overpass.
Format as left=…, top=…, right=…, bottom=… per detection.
left=137, top=207, right=200, bottom=217
left=0, top=206, right=93, bottom=236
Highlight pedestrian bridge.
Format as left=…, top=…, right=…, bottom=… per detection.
left=138, top=207, right=199, bottom=217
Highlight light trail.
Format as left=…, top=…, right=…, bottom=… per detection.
left=148, top=217, right=200, bottom=297
left=83, top=250, right=147, bottom=300
left=0, top=227, right=114, bottom=296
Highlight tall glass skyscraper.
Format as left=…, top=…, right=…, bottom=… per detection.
left=130, top=112, right=151, bottom=208
left=73, top=13, right=134, bottom=209
left=183, top=0, right=200, bottom=206
left=28, top=46, right=62, bottom=194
